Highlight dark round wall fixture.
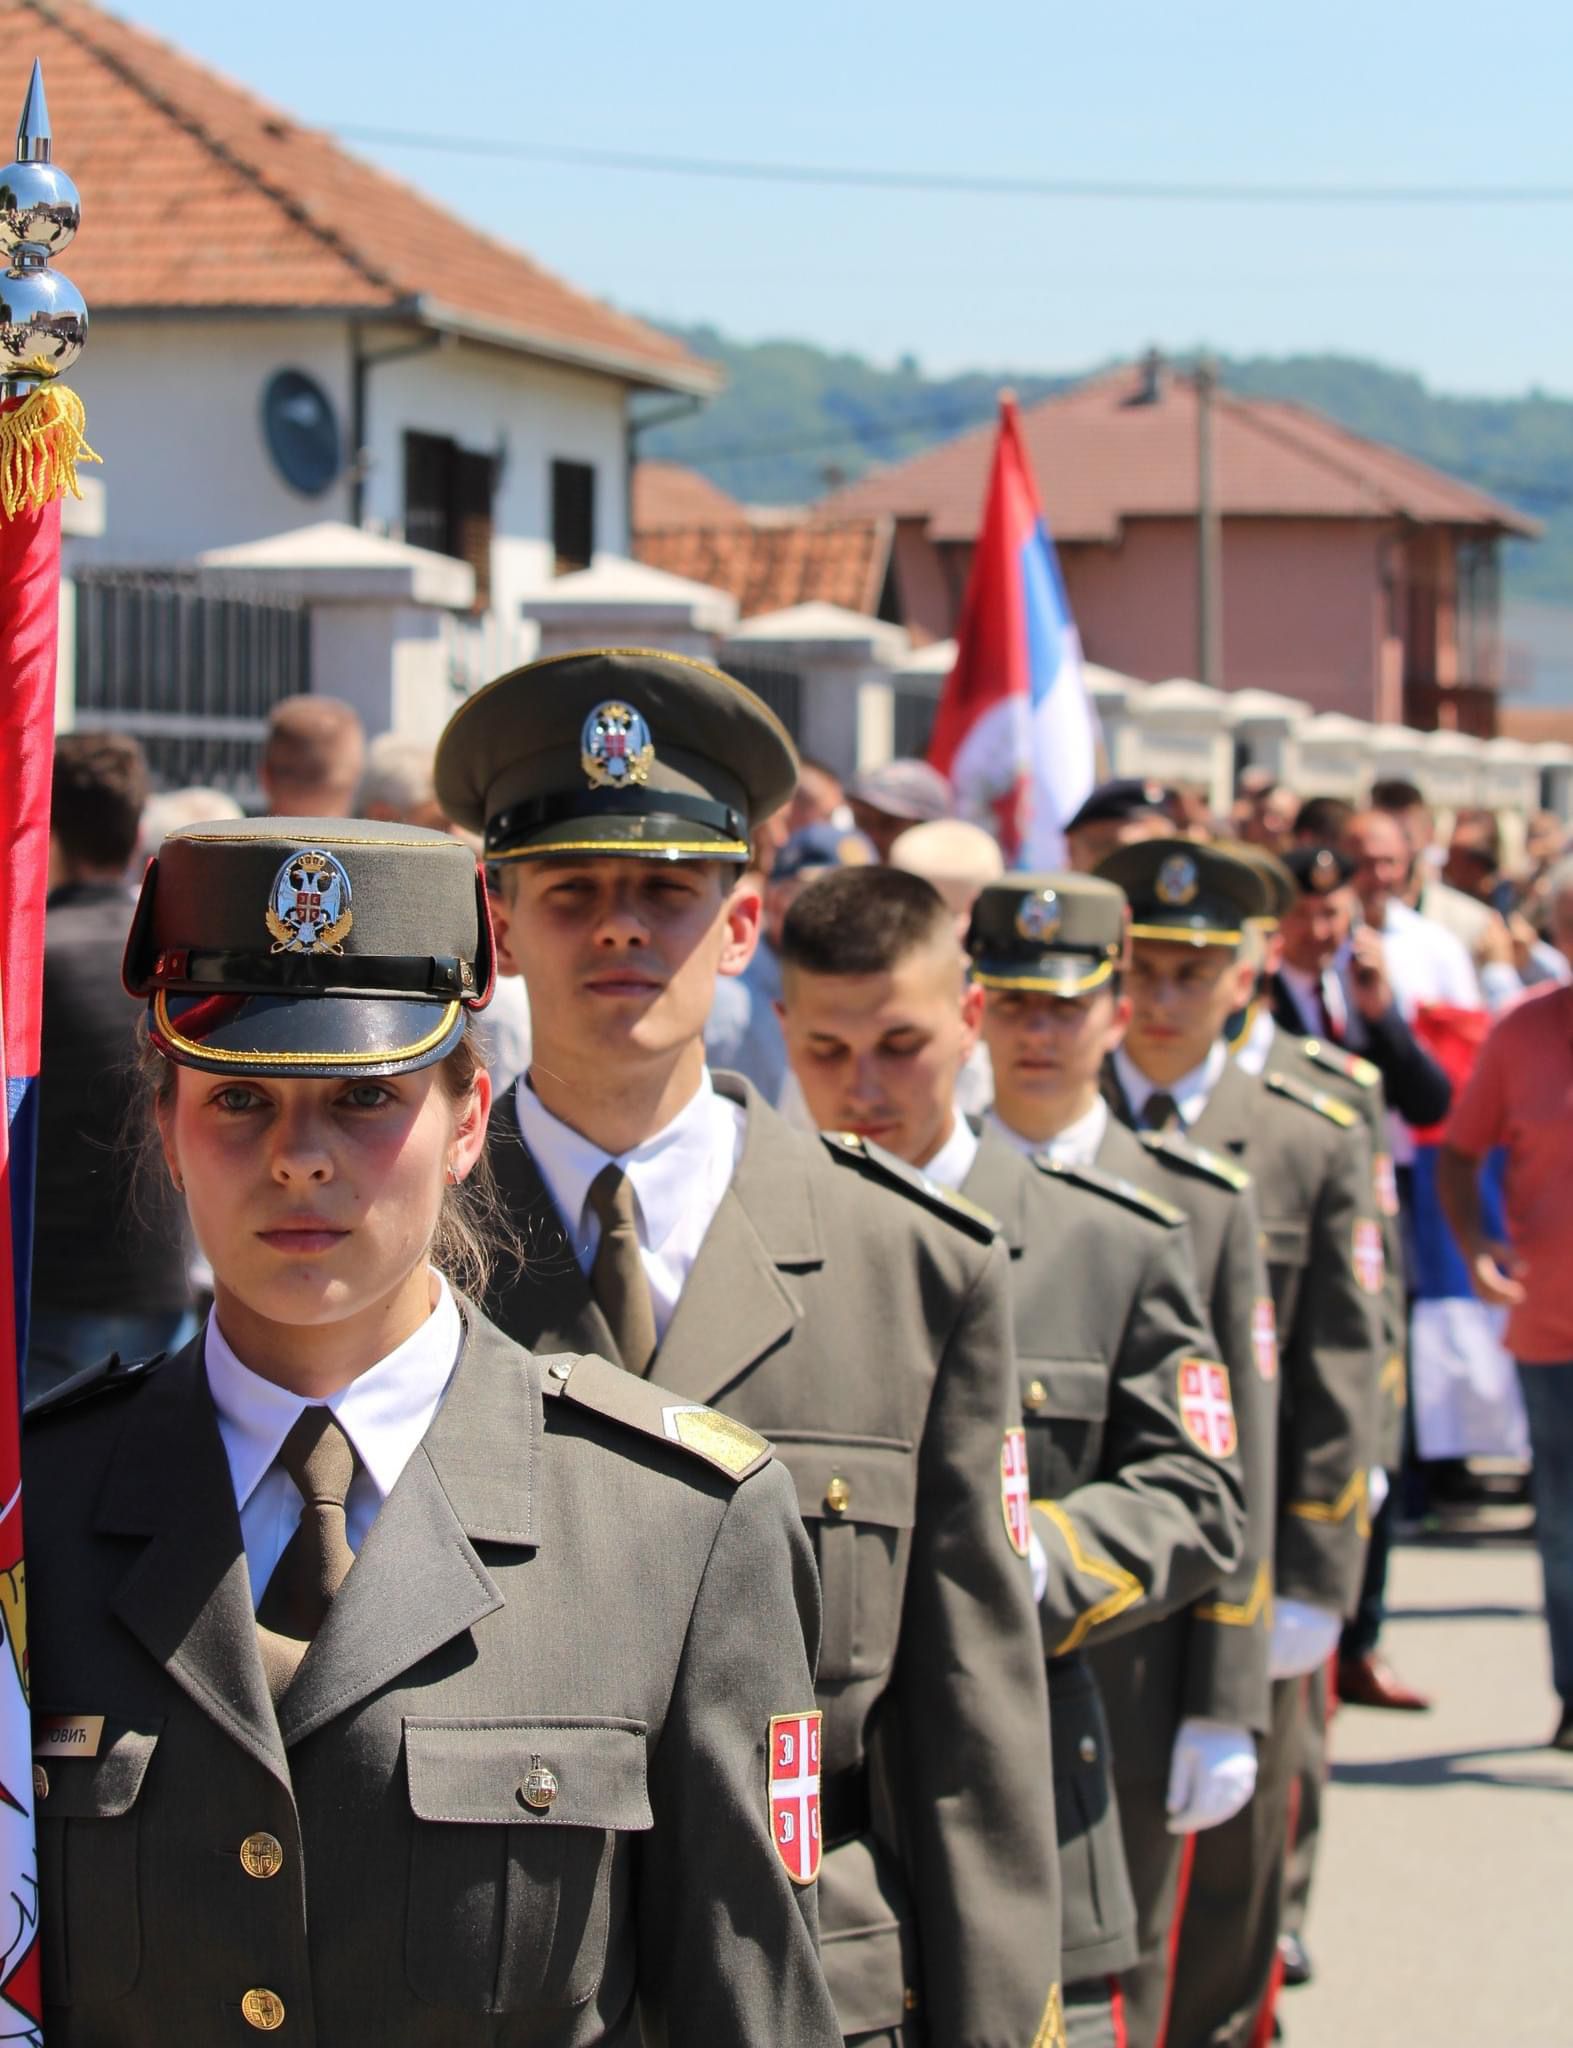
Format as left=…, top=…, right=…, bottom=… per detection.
left=261, top=368, right=342, bottom=496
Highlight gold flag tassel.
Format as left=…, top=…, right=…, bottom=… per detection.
left=0, top=381, right=100, bottom=518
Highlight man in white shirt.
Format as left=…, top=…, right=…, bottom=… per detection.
left=1343, top=805, right=1518, bottom=1013
left=433, top=648, right=1066, bottom=2048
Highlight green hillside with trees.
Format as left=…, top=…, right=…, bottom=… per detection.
left=640, top=325, right=1573, bottom=601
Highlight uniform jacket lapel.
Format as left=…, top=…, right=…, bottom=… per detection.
left=99, top=1336, right=289, bottom=1786
left=278, top=1311, right=535, bottom=1747
left=1188, top=1056, right=1257, bottom=1159
left=651, top=1076, right=814, bottom=1408
left=961, top=1126, right=1028, bottom=1258
left=487, top=1082, right=620, bottom=1361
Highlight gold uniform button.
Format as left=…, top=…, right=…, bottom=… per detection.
left=241, top=1987, right=286, bottom=2031
left=824, top=1476, right=851, bottom=1515
left=1078, top=1735, right=1098, bottom=1765
left=31, top=1766, right=46, bottom=1803
left=904, top=1987, right=919, bottom=2012
left=517, top=1753, right=559, bottom=1813
left=1024, top=1379, right=1049, bottom=1413
left=239, top=1832, right=284, bottom=1880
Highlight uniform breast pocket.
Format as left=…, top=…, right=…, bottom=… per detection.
left=35, top=1717, right=161, bottom=2008
left=770, top=1437, right=916, bottom=1685
left=403, top=1716, right=652, bottom=2014
left=1021, top=1360, right=1110, bottom=1501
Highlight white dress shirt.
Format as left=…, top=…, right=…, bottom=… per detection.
left=986, top=1095, right=1109, bottom=1169
left=206, top=1274, right=462, bottom=1610
left=515, top=1070, right=745, bottom=1339
left=920, top=1113, right=981, bottom=1192
left=1276, top=962, right=1348, bottom=1043
left=1113, top=1040, right=1228, bottom=1129
left=1233, top=1003, right=1276, bottom=1079
left=1352, top=898, right=1480, bottom=1015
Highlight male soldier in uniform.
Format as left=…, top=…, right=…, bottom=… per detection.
left=774, top=864, right=1246, bottom=2048
left=435, top=651, right=1063, bottom=2048
left=1096, top=839, right=1384, bottom=2048
left=965, top=873, right=1279, bottom=2048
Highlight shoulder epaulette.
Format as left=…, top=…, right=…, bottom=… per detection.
left=1264, top=1070, right=1358, bottom=1129
left=819, top=1131, right=1000, bottom=1243
left=24, top=1351, right=165, bottom=1424
left=1298, top=1038, right=1381, bottom=1091
left=539, top=1351, right=772, bottom=1483
left=1138, top=1127, right=1252, bottom=1193
left=1034, top=1156, right=1187, bottom=1227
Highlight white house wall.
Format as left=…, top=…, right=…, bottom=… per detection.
left=69, top=317, right=632, bottom=630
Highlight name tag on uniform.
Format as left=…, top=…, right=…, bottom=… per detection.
left=33, top=1715, right=105, bottom=1758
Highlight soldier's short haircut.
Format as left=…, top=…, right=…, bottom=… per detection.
left=1293, top=794, right=1355, bottom=844
left=263, top=694, right=366, bottom=792
left=52, top=730, right=148, bottom=869
left=1370, top=777, right=1427, bottom=817
left=780, top=866, right=953, bottom=978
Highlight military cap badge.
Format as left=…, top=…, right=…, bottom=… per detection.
left=1308, top=849, right=1342, bottom=894
left=1155, top=852, right=1200, bottom=907
left=265, top=848, right=353, bottom=955
left=1014, top=889, right=1061, bottom=944
left=581, top=700, right=655, bottom=791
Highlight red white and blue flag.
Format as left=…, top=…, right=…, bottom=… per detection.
left=0, top=448, right=66, bottom=2047
left=928, top=394, right=1097, bottom=866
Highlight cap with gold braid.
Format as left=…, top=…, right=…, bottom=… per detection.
left=124, top=818, right=495, bottom=1077
left=965, top=874, right=1126, bottom=995
left=1096, top=837, right=1269, bottom=947
left=1220, top=839, right=1295, bottom=925
left=434, top=647, right=799, bottom=864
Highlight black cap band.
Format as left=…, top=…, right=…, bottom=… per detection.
left=487, top=785, right=748, bottom=856
left=149, top=949, right=478, bottom=1000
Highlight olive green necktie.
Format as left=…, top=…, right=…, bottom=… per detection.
left=256, top=1407, right=360, bottom=1702
left=1144, top=1091, right=1181, bottom=1134
left=588, top=1164, right=658, bottom=1376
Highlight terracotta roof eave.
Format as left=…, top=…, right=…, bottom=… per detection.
left=414, top=298, right=723, bottom=396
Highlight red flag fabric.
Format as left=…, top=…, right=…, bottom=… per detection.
left=0, top=444, right=63, bottom=2045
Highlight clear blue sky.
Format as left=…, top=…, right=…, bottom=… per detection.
left=89, top=0, right=1573, bottom=395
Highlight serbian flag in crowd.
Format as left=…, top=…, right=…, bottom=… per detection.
left=1405, top=1003, right=1529, bottom=1464
left=927, top=393, right=1096, bottom=866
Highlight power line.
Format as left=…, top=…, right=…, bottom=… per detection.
left=332, top=126, right=1573, bottom=207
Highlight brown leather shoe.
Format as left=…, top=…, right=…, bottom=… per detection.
left=1337, top=1652, right=1432, bottom=1711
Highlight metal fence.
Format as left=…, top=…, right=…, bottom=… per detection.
left=73, top=570, right=312, bottom=798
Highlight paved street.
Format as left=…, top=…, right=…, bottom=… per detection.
left=1283, top=1525, right=1573, bottom=2048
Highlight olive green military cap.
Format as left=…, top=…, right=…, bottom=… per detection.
left=1218, top=838, right=1295, bottom=923
left=434, top=647, right=799, bottom=863
left=965, top=874, right=1126, bottom=994
left=123, top=817, right=494, bottom=1077
left=1096, top=837, right=1269, bottom=946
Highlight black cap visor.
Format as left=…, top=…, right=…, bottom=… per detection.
left=486, top=789, right=749, bottom=864
left=972, top=951, right=1116, bottom=996
left=150, top=989, right=465, bottom=1078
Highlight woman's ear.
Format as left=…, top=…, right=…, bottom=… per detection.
left=447, top=1067, right=494, bottom=1184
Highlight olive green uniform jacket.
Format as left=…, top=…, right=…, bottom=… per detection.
left=486, top=1077, right=1063, bottom=2048
left=962, top=1129, right=1245, bottom=1983
left=25, top=1310, right=842, bottom=2048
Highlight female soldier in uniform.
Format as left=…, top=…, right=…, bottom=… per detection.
left=24, top=816, right=839, bottom=2048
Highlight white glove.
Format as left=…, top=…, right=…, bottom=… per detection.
left=1369, top=1467, right=1391, bottom=1518
left=1165, top=1718, right=1258, bottom=1834
left=1028, top=1529, right=1049, bottom=1606
left=1269, top=1597, right=1342, bottom=1679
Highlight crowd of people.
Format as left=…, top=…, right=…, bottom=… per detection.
left=22, top=660, right=1573, bottom=2047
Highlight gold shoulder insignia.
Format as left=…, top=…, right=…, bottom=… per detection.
left=1301, top=1038, right=1380, bottom=1090
left=25, top=1350, right=166, bottom=1423
left=1138, top=1128, right=1252, bottom=1193
left=1037, top=1156, right=1186, bottom=1227
left=1264, top=1070, right=1357, bottom=1128
left=540, top=1352, right=772, bottom=1483
left=819, top=1130, right=1001, bottom=1243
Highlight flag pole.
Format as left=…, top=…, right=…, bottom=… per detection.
left=0, top=57, right=96, bottom=2044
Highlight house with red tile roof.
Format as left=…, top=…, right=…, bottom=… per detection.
left=822, top=362, right=1539, bottom=734
left=20, top=0, right=716, bottom=671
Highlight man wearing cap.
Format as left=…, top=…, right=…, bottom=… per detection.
left=436, top=650, right=1064, bottom=2048
left=967, top=873, right=1279, bottom=2048
left=845, top=757, right=955, bottom=861
left=1095, top=838, right=1383, bottom=2048
left=1063, top=780, right=1172, bottom=874
left=774, top=864, right=1245, bottom=2048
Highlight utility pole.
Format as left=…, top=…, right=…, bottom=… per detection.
left=1195, top=354, right=1223, bottom=688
